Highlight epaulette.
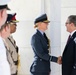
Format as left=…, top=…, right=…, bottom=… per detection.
left=74, top=37, right=76, bottom=43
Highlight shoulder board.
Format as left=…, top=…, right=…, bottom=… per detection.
left=74, top=37, right=76, bottom=43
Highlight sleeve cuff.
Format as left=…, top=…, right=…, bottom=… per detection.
left=50, top=56, right=58, bottom=63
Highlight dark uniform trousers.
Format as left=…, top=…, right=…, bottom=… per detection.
left=11, top=71, right=17, bottom=75
left=31, top=72, right=49, bottom=75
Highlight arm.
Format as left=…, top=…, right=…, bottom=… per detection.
left=31, top=35, right=59, bottom=63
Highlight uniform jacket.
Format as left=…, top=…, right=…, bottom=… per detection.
left=5, top=36, right=18, bottom=62
left=6, top=47, right=17, bottom=74
left=5, top=35, right=19, bottom=74
left=4, top=38, right=17, bottom=74
left=0, top=37, right=10, bottom=75
left=30, top=30, right=58, bottom=73
left=62, top=31, right=76, bottom=75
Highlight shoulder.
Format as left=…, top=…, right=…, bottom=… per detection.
left=74, top=37, right=76, bottom=44
left=32, top=33, right=39, bottom=40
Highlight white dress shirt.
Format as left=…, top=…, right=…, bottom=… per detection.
left=0, top=36, right=10, bottom=75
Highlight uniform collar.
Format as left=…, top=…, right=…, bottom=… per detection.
left=37, top=29, right=44, bottom=35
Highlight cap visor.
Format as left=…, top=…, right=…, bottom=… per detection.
left=43, top=20, right=50, bottom=23
left=0, top=5, right=10, bottom=10
left=6, top=6, right=10, bottom=10
left=12, top=20, right=19, bottom=23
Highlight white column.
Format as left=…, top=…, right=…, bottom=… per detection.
left=46, top=0, right=61, bottom=75
left=41, top=0, right=45, bottom=13
left=34, top=0, right=62, bottom=75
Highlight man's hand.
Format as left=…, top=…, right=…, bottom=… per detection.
left=57, top=56, right=62, bottom=64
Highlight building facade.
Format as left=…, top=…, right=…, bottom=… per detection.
left=8, top=0, right=76, bottom=75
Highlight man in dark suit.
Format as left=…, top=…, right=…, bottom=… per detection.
left=62, top=15, right=76, bottom=75
left=30, top=14, right=61, bottom=75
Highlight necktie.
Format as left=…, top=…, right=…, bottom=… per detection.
left=43, top=33, right=50, bottom=48
left=67, top=35, right=71, bottom=43
left=43, top=33, right=46, bottom=37
left=43, top=33, right=49, bottom=42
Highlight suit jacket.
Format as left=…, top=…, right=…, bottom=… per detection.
left=30, top=30, right=58, bottom=73
left=62, top=31, right=76, bottom=75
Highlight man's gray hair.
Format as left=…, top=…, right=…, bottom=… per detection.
left=68, top=15, right=76, bottom=26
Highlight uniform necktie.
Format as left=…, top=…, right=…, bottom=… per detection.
left=43, top=33, right=49, bottom=43
left=43, top=33, right=50, bottom=48
left=43, top=33, right=47, bottom=39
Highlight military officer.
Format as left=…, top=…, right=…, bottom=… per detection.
left=30, top=13, right=61, bottom=75
left=5, top=13, right=19, bottom=75
left=0, top=0, right=11, bottom=75
left=0, top=0, right=10, bottom=27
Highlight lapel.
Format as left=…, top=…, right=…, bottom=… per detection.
left=71, top=31, right=76, bottom=40
left=36, top=30, right=49, bottom=53
left=64, top=31, right=76, bottom=53
left=67, top=31, right=76, bottom=45
left=8, top=36, right=15, bottom=44
left=36, top=30, right=48, bottom=43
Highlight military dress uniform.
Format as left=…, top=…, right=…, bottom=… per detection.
left=0, top=38, right=11, bottom=75
left=30, top=14, right=58, bottom=75
left=4, top=13, right=19, bottom=75
left=5, top=35, right=19, bottom=75
left=3, top=39, right=17, bottom=75
left=0, top=0, right=11, bottom=75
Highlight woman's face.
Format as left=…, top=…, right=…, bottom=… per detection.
left=38, top=22, right=49, bottom=31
